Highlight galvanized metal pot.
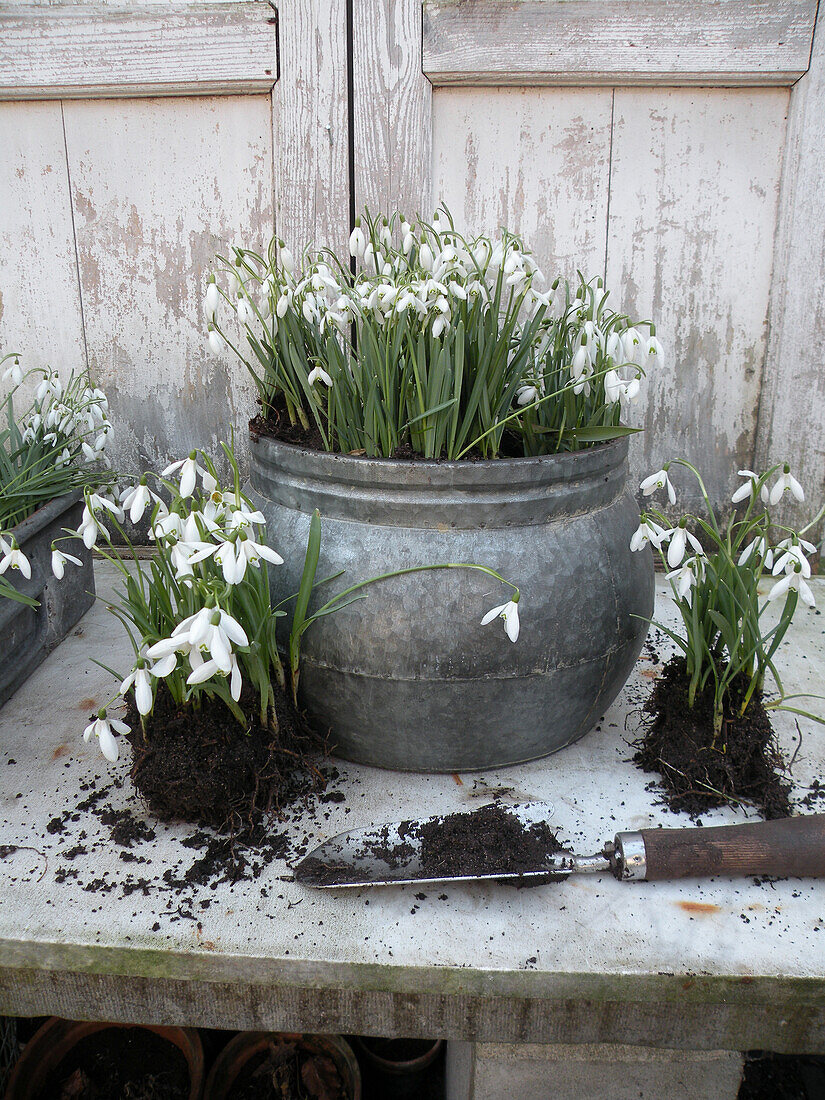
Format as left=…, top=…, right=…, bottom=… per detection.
left=248, top=432, right=653, bottom=772
left=0, top=491, right=94, bottom=708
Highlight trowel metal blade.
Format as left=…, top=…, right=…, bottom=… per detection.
left=293, top=801, right=572, bottom=888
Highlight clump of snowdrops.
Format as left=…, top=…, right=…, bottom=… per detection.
left=206, top=208, right=661, bottom=459
left=0, top=354, right=115, bottom=605
left=631, top=460, right=823, bottom=739
left=70, top=442, right=522, bottom=763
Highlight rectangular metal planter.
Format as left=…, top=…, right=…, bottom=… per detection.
left=0, top=492, right=94, bottom=707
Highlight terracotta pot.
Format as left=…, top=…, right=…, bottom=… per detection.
left=353, top=1035, right=444, bottom=1075
left=204, top=1031, right=361, bottom=1099
left=4, top=1016, right=204, bottom=1099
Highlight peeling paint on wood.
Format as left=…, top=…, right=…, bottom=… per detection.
left=756, top=3, right=825, bottom=534
left=606, top=89, right=788, bottom=508
left=0, top=3, right=279, bottom=101
left=423, top=0, right=817, bottom=88
left=0, top=102, right=86, bottom=399
left=432, top=87, right=612, bottom=278
left=62, top=95, right=273, bottom=475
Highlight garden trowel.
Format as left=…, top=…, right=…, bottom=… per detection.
left=293, top=801, right=825, bottom=888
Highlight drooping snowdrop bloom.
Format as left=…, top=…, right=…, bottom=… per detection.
left=237, top=296, right=255, bottom=325
left=666, top=555, right=705, bottom=604
left=307, top=364, right=333, bottom=387
left=640, top=467, right=676, bottom=506
left=665, top=520, right=704, bottom=569
left=767, top=563, right=816, bottom=608
left=644, top=335, right=663, bottom=365
left=0, top=537, right=31, bottom=579
left=208, top=328, right=225, bottom=355
left=481, top=597, right=520, bottom=643
left=516, top=384, right=540, bottom=406
left=120, top=478, right=161, bottom=524
left=604, top=369, right=640, bottom=408
left=162, top=451, right=215, bottom=498
left=772, top=540, right=814, bottom=580
left=120, top=662, right=154, bottom=716
left=83, top=710, right=130, bottom=763
left=738, top=535, right=772, bottom=569
left=236, top=529, right=285, bottom=571
left=731, top=469, right=769, bottom=505
left=769, top=464, right=804, bottom=506
left=630, top=518, right=666, bottom=553
left=349, top=222, right=367, bottom=261
left=2, top=359, right=23, bottom=386
left=51, top=546, right=83, bottom=579
left=205, top=281, right=220, bottom=322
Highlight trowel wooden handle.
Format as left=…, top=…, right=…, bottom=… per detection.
left=614, top=815, right=825, bottom=881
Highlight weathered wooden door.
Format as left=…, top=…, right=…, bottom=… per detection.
left=2, top=1, right=824, bottom=520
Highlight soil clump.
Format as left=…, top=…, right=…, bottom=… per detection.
left=125, top=683, right=327, bottom=832
left=635, top=657, right=792, bottom=820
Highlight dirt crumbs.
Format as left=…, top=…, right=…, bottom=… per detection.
left=125, top=683, right=327, bottom=831
left=41, top=1027, right=190, bottom=1100
left=232, top=1040, right=348, bottom=1099
left=634, top=657, right=792, bottom=820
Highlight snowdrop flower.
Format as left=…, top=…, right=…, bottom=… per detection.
left=769, top=464, right=804, bottom=505
left=604, top=369, right=640, bottom=407
left=622, top=327, right=642, bottom=363
left=481, top=597, right=520, bottom=643
left=516, top=384, right=540, bottom=406
left=419, top=242, right=434, bottom=272
left=205, top=281, right=220, bottom=322
left=279, top=244, right=295, bottom=275
left=236, top=529, right=285, bottom=570
left=162, top=451, right=215, bottom=498
left=640, top=466, right=676, bottom=506
left=51, top=546, right=83, bottom=579
left=644, top=335, right=663, bottom=365
left=666, top=555, right=705, bottom=604
left=731, top=469, right=769, bottom=505
left=120, top=478, right=161, bottom=524
left=208, top=328, right=225, bottom=356
left=307, top=364, right=333, bottom=387
left=772, top=540, right=813, bottom=580
left=738, top=535, right=772, bottom=568
left=665, top=520, right=703, bottom=569
left=630, top=518, right=667, bottom=552
left=237, top=297, right=255, bottom=324
left=120, top=662, right=153, bottom=716
left=349, top=222, right=366, bottom=260
left=0, top=537, right=31, bottom=579
left=2, top=359, right=22, bottom=386
left=83, top=710, right=130, bottom=763
left=767, top=563, right=816, bottom=608
left=187, top=647, right=243, bottom=701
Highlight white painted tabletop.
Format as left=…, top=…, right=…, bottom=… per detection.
left=1, top=564, right=823, bottom=1046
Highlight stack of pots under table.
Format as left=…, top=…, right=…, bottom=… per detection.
left=248, top=430, right=653, bottom=772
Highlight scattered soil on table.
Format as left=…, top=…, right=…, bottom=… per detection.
left=125, top=682, right=327, bottom=832
left=231, top=1040, right=348, bottom=1099
left=39, top=1027, right=190, bottom=1100
left=634, top=657, right=792, bottom=820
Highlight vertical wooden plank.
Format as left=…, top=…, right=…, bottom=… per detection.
left=605, top=88, right=788, bottom=510
left=63, top=95, right=273, bottom=475
left=353, top=0, right=432, bottom=219
left=432, top=87, right=612, bottom=278
left=0, top=102, right=85, bottom=398
left=272, top=0, right=350, bottom=257
left=755, top=4, right=825, bottom=533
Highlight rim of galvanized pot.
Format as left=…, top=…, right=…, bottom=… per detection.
left=249, top=429, right=630, bottom=528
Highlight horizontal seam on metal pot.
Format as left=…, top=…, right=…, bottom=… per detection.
left=299, top=639, right=635, bottom=680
